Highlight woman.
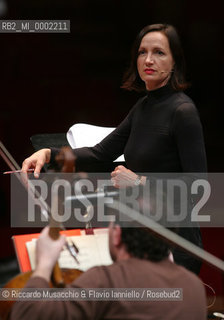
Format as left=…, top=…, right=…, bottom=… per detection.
left=22, top=24, right=207, bottom=274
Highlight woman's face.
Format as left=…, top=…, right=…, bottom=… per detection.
left=137, top=31, right=174, bottom=91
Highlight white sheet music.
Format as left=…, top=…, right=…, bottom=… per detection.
left=66, top=123, right=124, bottom=162
left=26, top=229, right=113, bottom=272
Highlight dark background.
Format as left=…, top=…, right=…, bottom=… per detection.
left=0, top=0, right=223, bottom=300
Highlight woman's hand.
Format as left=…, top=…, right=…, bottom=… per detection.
left=22, top=148, right=51, bottom=178
left=32, top=226, right=66, bottom=282
left=111, top=165, right=146, bottom=189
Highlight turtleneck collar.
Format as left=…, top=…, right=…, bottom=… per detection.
left=146, top=83, right=174, bottom=100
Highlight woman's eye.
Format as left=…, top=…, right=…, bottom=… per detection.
left=138, top=50, right=146, bottom=55
left=156, top=50, right=164, bottom=55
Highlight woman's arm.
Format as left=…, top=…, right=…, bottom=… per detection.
left=21, top=97, right=144, bottom=176
left=171, top=102, right=207, bottom=173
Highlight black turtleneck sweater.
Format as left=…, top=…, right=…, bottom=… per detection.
left=58, top=84, right=207, bottom=174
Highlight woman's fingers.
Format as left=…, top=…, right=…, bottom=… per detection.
left=21, top=149, right=51, bottom=178
left=111, top=166, right=138, bottom=188
left=34, top=160, right=45, bottom=178
left=21, top=158, right=33, bottom=172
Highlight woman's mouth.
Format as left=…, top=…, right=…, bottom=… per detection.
left=144, top=68, right=155, bottom=75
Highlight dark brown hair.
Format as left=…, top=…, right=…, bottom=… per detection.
left=113, top=186, right=176, bottom=262
left=122, top=23, right=189, bottom=92
left=121, top=228, right=170, bottom=262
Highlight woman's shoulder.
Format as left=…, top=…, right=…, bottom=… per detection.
left=134, top=94, right=148, bottom=108
left=170, top=91, right=199, bottom=116
left=127, top=95, right=148, bottom=118
left=169, top=91, right=202, bottom=129
left=172, top=91, right=195, bottom=107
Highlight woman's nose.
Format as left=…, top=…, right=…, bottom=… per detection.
left=145, top=53, right=153, bottom=65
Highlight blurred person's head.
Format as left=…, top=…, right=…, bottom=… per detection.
left=108, top=185, right=174, bottom=262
